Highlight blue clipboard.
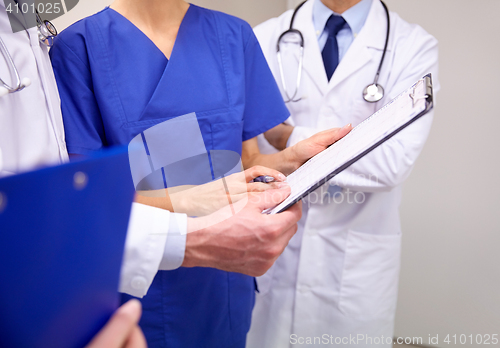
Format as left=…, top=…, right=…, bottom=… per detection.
left=0, top=148, right=135, bottom=348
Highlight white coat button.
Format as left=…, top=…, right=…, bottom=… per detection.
left=131, top=276, right=147, bottom=290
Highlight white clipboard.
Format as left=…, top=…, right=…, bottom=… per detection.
left=268, top=74, right=434, bottom=214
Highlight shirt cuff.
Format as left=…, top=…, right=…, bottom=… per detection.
left=159, top=213, right=187, bottom=270
left=119, top=203, right=169, bottom=298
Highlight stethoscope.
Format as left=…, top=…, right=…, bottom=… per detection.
left=0, top=8, right=58, bottom=98
left=277, top=0, right=390, bottom=103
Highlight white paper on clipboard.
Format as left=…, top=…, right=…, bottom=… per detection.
left=267, top=74, right=434, bottom=215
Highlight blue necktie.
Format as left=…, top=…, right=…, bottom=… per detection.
left=322, top=15, right=347, bottom=81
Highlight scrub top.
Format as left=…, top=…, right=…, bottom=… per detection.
left=49, top=4, right=289, bottom=348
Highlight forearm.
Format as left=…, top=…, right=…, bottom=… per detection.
left=264, top=123, right=294, bottom=151
left=135, top=190, right=175, bottom=212
left=135, top=186, right=200, bottom=214
left=243, top=146, right=300, bottom=176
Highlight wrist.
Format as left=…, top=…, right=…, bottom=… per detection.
left=264, top=124, right=294, bottom=151
left=280, top=125, right=294, bottom=150
left=170, top=187, right=200, bottom=216
left=182, top=216, right=215, bottom=268
left=281, top=146, right=302, bottom=175
left=182, top=224, right=203, bottom=268
left=169, top=191, right=184, bottom=214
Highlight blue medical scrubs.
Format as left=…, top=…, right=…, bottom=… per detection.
left=50, top=5, right=289, bottom=348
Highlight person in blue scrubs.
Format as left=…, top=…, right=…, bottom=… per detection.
left=49, top=0, right=350, bottom=347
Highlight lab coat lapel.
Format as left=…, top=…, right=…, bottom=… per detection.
left=4, top=0, right=31, bottom=34
left=294, top=0, right=329, bottom=96
left=327, top=0, right=390, bottom=93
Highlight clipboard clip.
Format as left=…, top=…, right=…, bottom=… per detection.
left=409, top=90, right=428, bottom=108
left=410, top=75, right=433, bottom=108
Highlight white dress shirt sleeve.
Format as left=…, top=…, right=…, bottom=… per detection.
left=119, top=202, right=187, bottom=298
left=159, top=212, right=187, bottom=270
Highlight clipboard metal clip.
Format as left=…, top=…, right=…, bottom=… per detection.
left=409, top=87, right=429, bottom=108
left=410, top=75, right=433, bottom=108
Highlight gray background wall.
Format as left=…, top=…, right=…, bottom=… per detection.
left=381, top=1, right=500, bottom=346
left=52, top=1, right=500, bottom=346
left=51, top=0, right=288, bottom=28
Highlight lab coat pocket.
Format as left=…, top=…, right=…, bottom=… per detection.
left=338, top=229, right=402, bottom=318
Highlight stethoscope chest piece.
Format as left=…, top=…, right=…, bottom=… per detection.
left=363, top=83, right=384, bottom=103
left=36, top=11, right=58, bottom=47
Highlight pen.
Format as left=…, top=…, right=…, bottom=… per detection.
left=253, top=175, right=276, bottom=183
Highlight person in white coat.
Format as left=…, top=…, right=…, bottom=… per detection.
left=247, top=0, right=439, bottom=347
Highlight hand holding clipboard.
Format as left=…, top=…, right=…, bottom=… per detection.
left=268, top=74, right=434, bottom=214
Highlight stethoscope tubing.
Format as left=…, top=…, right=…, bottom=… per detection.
left=0, top=8, right=56, bottom=95
left=277, top=0, right=390, bottom=103
left=373, top=0, right=390, bottom=86
left=0, top=36, right=23, bottom=92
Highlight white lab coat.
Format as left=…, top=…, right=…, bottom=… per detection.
left=0, top=5, right=67, bottom=175
left=248, top=1, right=439, bottom=347
left=0, top=1, right=181, bottom=298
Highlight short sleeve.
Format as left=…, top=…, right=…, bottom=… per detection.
left=50, top=29, right=107, bottom=156
left=241, top=28, right=289, bottom=141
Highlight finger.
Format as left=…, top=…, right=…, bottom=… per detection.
left=266, top=200, right=302, bottom=233
left=332, top=124, right=353, bottom=141
left=252, top=185, right=291, bottom=211
left=246, top=181, right=287, bottom=193
left=313, top=124, right=353, bottom=147
left=244, top=166, right=287, bottom=183
left=86, top=300, right=142, bottom=348
left=274, top=223, right=299, bottom=256
left=124, top=326, right=147, bottom=348
left=277, top=200, right=302, bottom=223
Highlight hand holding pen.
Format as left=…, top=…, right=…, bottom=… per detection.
left=252, top=175, right=277, bottom=183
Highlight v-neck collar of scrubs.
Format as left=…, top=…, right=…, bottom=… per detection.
left=106, top=4, right=194, bottom=62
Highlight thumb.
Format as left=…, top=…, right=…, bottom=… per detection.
left=252, top=185, right=291, bottom=211
left=313, top=124, right=352, bottom=147
left=86, top=300, right=142, bottom=348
